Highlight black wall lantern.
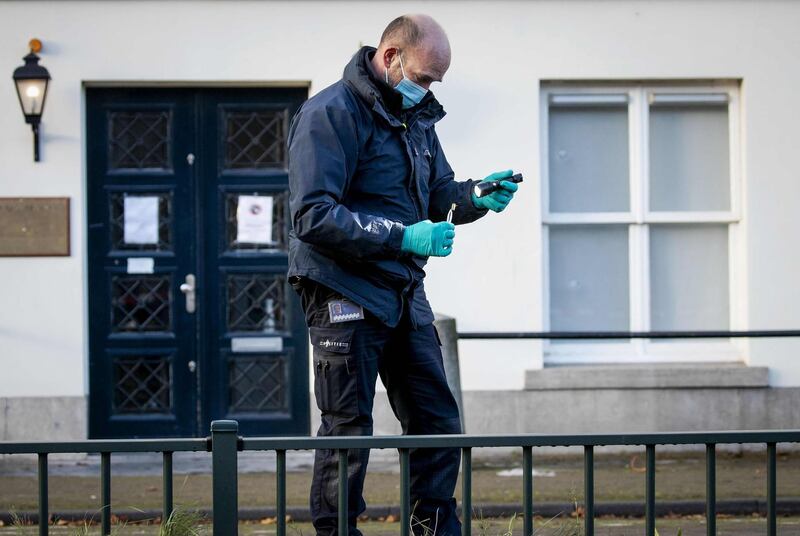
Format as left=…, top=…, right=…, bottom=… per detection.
left=13, top=39, right=51, bottom=162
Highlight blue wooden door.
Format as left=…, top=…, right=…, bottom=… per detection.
left=87, top=87, right=308, bottom=438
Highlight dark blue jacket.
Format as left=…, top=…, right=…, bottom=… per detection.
left=287, top=46, right=488, bottom=329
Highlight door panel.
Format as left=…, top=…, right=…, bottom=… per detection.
left=87, top=87, right=308, bottom=438
left=198, top=89, right=308, bottom=436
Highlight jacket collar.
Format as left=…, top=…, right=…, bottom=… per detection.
left=343, top=46, right=446, bottom=129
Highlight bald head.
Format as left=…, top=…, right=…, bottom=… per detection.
left=371, top=14, right=451, bottom=91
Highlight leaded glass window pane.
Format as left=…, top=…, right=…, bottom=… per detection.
left=108, top=111, right=172, bottom=171
left=223, top=110, right=287, bottom=170
left=227, top=274, right=287, bottom=332
left=649, top=104, right=730, bottom=211
left=548, top=105, right=630, bottom=212
left=113, top=355, right=171, bottom=413
left=225, top=191, right=288, bottom=251
left=110, top=192, right=172, bottom=251
left=112, top=275, right=171, bottom=332
left=229, top=355, right=288, bottom=413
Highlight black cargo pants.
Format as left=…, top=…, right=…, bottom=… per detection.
left=290, top=276, right=463, bottom=536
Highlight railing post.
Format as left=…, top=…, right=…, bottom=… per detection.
left=338, top=449, right=348, bottom=536
left=706, top=443, right=716, bottom=536
left=276, top=450, right=286, bottom=536
left=162, top=451, right=173, bottom=523
left=38, top=453, right=48, bottom=536
left=211, top=420, right=240, bottom=536
left=584, top=445, right=594, bottom=536
left=523, top=446, right=533, bottom=536
left=646, top=444, right=656, bottom=536
left=400, top=448, right=410, bottom=536
left=100, top=452, right=111, bottom=536
left=462, top=447, right=472, bottom=536
left=767, top=442, right=776, bottom=536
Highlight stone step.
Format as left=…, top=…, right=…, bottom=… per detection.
left=525, top=363, right=769, bottom=390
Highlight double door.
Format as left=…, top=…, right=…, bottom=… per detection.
left=87, top=86, right=308, bottom=437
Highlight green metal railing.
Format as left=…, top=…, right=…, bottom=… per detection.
left=2, top=423, right=799, bottom=536
left=235, top=425, right=800, bottom=536
left=0, top=439, right=207, bottom=536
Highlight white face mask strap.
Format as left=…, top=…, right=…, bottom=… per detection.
left=385, top=50, right=405, bottom=85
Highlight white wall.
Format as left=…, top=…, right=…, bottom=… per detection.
left=0, top=0, right=799, bottom=397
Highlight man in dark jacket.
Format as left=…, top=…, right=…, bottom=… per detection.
left=287, top=14, right=519, bottom=536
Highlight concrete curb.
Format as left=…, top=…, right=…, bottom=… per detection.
left=3, top=499, right=800, bottom=524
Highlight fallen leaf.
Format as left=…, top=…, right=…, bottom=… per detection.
left=628, top=455, right=647, bottom=473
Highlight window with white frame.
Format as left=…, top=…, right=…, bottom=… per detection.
left=541, top=83, right=742, bottom=364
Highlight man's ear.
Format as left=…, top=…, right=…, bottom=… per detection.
left=382, top=47, right=399, bottom=69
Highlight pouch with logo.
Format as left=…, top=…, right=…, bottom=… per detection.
left=309, top=326, right=358, bottom=416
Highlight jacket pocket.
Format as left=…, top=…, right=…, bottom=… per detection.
left=310, top=326, right=358, bottom=416
left=432, top=324, right=443, bottom=346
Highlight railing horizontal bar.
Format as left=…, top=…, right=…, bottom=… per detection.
left=458, top=329, right=800, bottom=340
left=239, top=430, right=800, bottom=451
left=0, top=439, right=208, bottom=454
left=4, top=431, right=799, bottom=453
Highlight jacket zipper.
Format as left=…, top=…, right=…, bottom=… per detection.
left=401, top=123, right=422, bottom=221
left=399, top=120, right=423, bottom=329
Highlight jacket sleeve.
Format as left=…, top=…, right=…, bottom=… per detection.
left=288, top=103, right=406, bottom=260
left=426, top=127, right=489, bottom=225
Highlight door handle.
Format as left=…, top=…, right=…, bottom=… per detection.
left=179, top=273, right=196, bottom=313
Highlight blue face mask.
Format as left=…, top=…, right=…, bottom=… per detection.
left=386, top=53, right=428, bottom=109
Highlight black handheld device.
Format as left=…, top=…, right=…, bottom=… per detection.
left=473, top=173, right=524, bottom=198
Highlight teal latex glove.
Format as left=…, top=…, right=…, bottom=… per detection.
left=401, top=220, right=456, bottom=257
left=471, top=169, right=519, bottom=212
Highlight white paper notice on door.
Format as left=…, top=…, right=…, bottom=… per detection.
left=236, top=195, right=273, bottom=244
left=123, top=196, right=159, bottom=244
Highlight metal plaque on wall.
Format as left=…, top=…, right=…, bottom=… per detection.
left=0, top=197, right=70, bottom=256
